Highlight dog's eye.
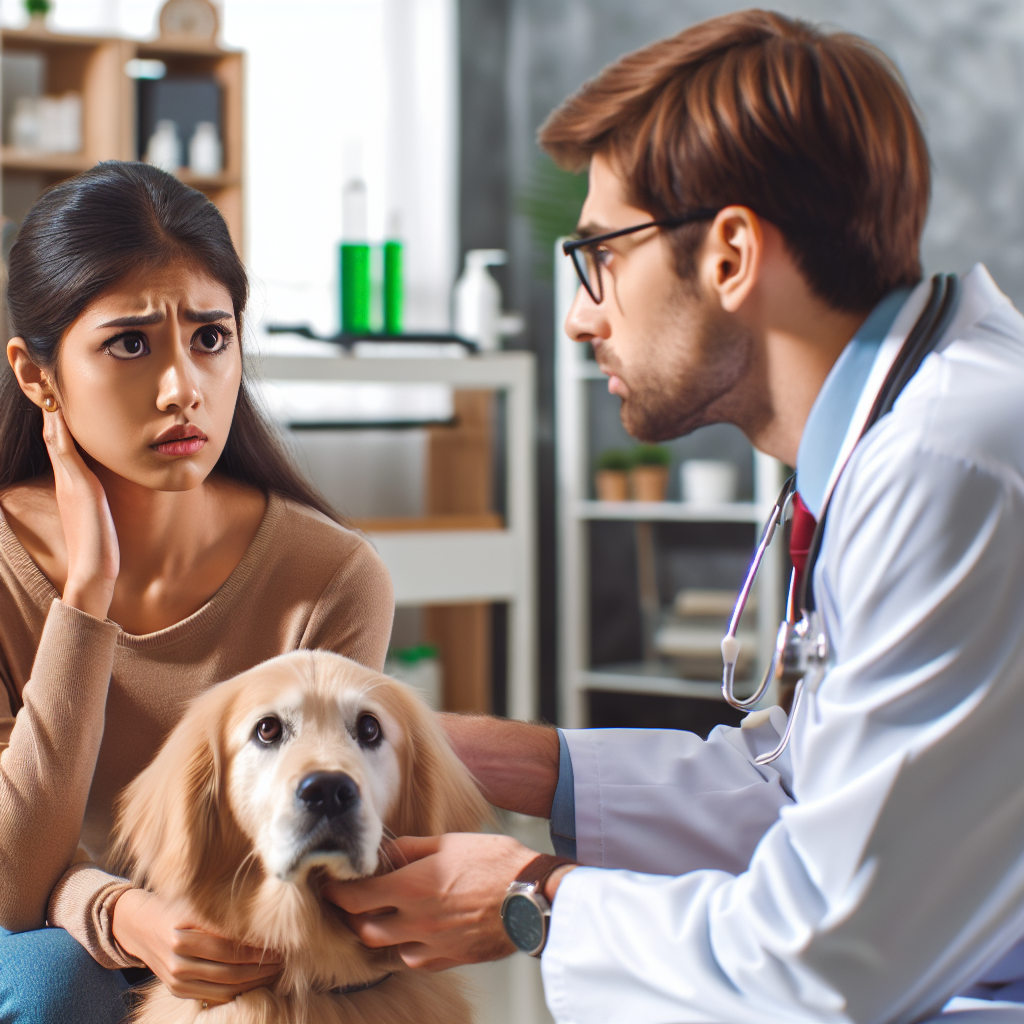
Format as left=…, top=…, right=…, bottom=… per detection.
left=254, top=716, right=283, bottom=745
left=357, top=713, right=382, bottom=747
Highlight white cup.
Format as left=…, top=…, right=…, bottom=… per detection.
left=681, top=459, right=738, bottom=505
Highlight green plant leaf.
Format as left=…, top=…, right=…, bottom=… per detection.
left=632, top=444, right=671, bottom=467
left=516, top=154, right=588, bottom=278
left=596, top=448, right=632, bottom=471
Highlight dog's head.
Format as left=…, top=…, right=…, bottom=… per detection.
left=112, top=651, right=490, bottom=927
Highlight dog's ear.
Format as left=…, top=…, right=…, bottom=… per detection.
left=111, top=685, right=251, bottom=905
left=378, top=680, right=493, bottom=837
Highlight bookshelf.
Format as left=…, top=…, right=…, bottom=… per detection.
left=0, top=21, right=244, bottom=252
left=554, top=243, right=787, bottom=728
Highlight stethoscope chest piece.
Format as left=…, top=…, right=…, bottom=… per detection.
left=778, top=612, right=829, bottom=687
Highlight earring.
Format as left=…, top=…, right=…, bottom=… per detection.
left=42, top=396, right=57, bottom=413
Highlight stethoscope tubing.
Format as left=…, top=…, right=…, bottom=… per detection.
left=720, top=274, right=962, bottom=765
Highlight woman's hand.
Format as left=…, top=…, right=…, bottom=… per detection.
left=42, top=405, right=118, bottom=620
left=112, top=888, right=284, bottom=1005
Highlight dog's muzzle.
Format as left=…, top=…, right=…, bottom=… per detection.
left=287, top=771, right=367, bottom=875
left=296, top=771, right=361, bottom=819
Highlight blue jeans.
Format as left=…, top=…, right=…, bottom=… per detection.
left=0, top=926, right=131, bottom=1024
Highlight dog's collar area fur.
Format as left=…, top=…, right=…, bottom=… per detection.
left=329, top=971, right=395, bottom=996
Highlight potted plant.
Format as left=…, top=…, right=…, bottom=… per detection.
left=630, top=444, right=671, bottom=501
left=25, top=0, right=51, bottom=26
left=595, top=449, right=631, bottom=501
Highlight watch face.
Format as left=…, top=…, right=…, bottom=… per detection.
left=504, top=893, right=546, bottom=954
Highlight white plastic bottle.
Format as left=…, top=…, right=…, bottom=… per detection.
left=453, top=249, right=507, bottom=351
left=145, top=119, right=181, bottom=173
left=188, top=121, right=222, bottom=175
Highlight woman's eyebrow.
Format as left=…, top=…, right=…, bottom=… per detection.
left=183, top=308, right=233, bottom=323
left=98, top=312, right=163, bottom=328
left=96, top=308, right=232, bottom=329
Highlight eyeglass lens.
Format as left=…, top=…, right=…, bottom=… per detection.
left=571, top=246, right=603, bottom=304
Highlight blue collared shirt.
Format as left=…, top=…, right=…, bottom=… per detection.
left=795, top=287, right=910, bottom=518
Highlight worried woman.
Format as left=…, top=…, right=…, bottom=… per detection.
left=0, top=161, right=393, bottom=1022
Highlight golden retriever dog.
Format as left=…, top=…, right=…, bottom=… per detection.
left=112, top=650, right=491, bottom=1024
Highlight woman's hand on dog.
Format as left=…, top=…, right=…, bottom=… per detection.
left=112, top=888, right=284, bottom=1004
left=42, top=404, right=119, bottom=620
left=325, top=833, right=573, bottom=971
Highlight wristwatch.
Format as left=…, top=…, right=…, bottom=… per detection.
left=501, top=854, right=575, bottom=957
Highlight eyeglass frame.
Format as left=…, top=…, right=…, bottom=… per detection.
left=561, top=209, right=720, bottom=305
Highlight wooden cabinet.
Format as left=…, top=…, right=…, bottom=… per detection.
left=0, top=24, right=244, bottom=252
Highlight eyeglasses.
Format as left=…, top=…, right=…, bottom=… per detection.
left=562, top=210, right=720, bottom=305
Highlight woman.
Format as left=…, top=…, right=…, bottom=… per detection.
left=0, top=162, right=393, bottom=1022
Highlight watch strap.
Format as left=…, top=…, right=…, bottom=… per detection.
left=514, top=854, right=575, bottom=896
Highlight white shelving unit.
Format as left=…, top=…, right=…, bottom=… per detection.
left=554, top=246, right=786, bottom=728
left=257, top=351, right=538, bottom=723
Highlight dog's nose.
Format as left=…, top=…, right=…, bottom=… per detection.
left=296, top=771, right=360, bottom=818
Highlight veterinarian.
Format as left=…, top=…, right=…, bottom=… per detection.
left=0, top=163, right=394, bottom=1022
left=330, top=11, right=1024, bottom=1023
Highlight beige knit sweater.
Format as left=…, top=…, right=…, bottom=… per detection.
left=0, top=492, right=394, bottom=968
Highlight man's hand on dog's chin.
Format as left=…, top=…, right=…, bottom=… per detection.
left=324, top=833, right=576, bottom=971
left=112, top=888, right=284, bottom=1005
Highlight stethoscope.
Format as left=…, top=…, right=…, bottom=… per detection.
left=720, top=274, right=962, bottom=765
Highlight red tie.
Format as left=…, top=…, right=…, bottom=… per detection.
left=789, top=493, right=818, bottom=597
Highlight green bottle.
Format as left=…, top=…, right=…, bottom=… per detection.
left=383, top=239, right=403, bottom=335
left=340, top=176, right=370, bottom=334
left=340, top=243, right=370, bottom=333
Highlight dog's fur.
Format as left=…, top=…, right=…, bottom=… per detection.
left=112, top=650, right=491, bottom=1024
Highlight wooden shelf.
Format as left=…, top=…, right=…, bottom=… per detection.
left=353, top=513, right=504, bottom=533
left=0, top=26, right=245, bottom=253
left=0, top=147, right=92, bottom=173
left=175, top=170, right=241, bottom=191
left=136, top=38, right=235, bottom=59
left=2, top=26, right=122, bottom=49
left=577, top=499, right=766, bottom=523
left=579, top=662, right=757, bottom=701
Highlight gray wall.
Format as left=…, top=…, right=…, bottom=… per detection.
left=459, top=0, right=1024, bottom=720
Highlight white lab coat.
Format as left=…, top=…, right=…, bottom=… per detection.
left=542, top=266, right=1024, bottom=1024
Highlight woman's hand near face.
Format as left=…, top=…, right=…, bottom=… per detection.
left=112, top=888, right=284, bottom=1005
left=42, top=405, right=119, bottom=620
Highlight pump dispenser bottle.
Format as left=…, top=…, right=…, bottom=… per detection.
left=453, top=249, right=507, bottom=351
left=340, top=174, right=370, bottom=333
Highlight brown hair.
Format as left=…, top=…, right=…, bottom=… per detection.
left=0, top=162, right=342, bottom=524
left=539, top=9, right=930, bottom=312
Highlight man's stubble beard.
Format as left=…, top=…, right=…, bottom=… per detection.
left=618, top=298, right=759, bottom=444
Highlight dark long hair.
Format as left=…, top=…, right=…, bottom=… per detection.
left=0, top=161, right=341, bottom=522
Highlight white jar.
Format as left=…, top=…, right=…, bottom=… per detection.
left=189, top=121, right=222, bottom=176
left=145, top=119, right=181, bottom=173
left=681, top=459, right=738, bottom=505
left=384, top=647, right=443, bottom=710
left=10, top=97, right=40, bottom=150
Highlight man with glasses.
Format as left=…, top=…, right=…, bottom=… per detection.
left=329, top=10, right=1024, bottom=1022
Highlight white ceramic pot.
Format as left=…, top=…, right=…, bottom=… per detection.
left=681, top=459, right=738, bottom=504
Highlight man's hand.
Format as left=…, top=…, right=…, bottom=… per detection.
left=325, top=833, right=565, bottom=971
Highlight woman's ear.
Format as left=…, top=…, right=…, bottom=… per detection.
left=6, top=337, right=53, bottom=408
